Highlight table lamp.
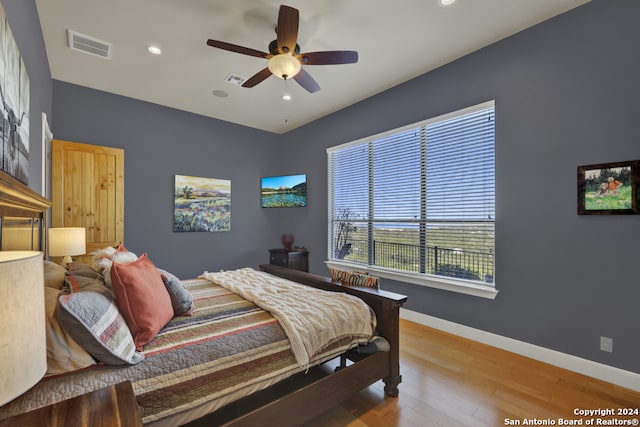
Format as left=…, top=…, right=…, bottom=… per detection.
left=0, top=251, right=46, bottom=406
left=48, top=227, right=86, bottom=267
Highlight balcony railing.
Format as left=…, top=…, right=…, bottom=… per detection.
left=337, top=239, right=494, bottom=283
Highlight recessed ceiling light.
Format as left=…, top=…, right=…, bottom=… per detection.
left=440, top=0, right=457, bottom=6
left=282, top=94, right=292, bottom=101
left=146, top=45, right=162, bottom=55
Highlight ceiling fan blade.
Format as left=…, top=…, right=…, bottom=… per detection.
left=299, top=51, right=359, bottom=65
left=276, top=5, right=299, bottom=54
left=207, top=39, right=270, bottom=59
left=293, top=69, right=320, bottom=93
left=242, top=67, right=273, bottom=88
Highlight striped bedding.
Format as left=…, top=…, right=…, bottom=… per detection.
left=0, top=277, right=375, bottom=426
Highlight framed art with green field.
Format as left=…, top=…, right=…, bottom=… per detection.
left=577, top=160, right=639, bottom=215
left=174, top=174, right=231, bottom=231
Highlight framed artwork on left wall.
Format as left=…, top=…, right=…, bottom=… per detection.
left=0, top=4, right=31, bottom=184
left=577, top=160, right=639, bottom=215
left=174, top=174, right=231, bottom=232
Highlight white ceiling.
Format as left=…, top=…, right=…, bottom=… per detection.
left=35, top=0, right=590, bottom=134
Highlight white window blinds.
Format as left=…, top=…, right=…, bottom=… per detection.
left=328, top=101, right=495, bottom=285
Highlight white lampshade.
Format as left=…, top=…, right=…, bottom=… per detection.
left=268, top=53, right=301, bottom=79
left=48, top=227, right=86, bottom=265
left=0, top=251, right=46, bottom=406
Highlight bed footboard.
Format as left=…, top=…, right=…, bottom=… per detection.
left=258, top=264, right=407, bottom=397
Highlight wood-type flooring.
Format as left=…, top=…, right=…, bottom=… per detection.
left=302, top=319, right=640, bottom=427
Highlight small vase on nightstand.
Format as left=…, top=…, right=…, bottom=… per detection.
left=281, top=234, right=294, bottom=251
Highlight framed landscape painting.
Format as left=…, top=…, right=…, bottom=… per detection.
left=577, top=160, right=639, bottom=215
left=261, top=174, right=307, bottom=208
left=174, top=174, right=231, bottom=231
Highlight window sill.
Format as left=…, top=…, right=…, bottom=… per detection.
left=325, top=260, right=498, bottom=300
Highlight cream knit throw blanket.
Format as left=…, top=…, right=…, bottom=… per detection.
left=199, top=268, right=375, bottom=366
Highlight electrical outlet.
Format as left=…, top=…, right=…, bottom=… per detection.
left=600, top=336, right=613, bottom=353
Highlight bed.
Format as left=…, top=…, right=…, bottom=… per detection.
left=0, top=170, right=407, bottom=426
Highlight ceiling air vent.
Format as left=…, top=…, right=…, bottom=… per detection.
left=67, top=30, right=112, bottom=60
left=224, top=73, right=246, bottom=86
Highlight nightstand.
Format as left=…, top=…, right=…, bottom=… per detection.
left=0, top=381, right=142, bottom=427
left=269, top=248, right=309, bottom=272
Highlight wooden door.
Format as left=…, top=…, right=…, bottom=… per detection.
left=51, top=140, right=124, bottom=264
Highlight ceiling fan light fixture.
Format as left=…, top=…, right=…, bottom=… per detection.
left=268, top=54, right=301, bottom=80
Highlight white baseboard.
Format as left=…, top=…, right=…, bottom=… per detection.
left=400, top=308, right=640, bottom=392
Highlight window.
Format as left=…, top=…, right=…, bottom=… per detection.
left=327, top=101, right=496, bottom=298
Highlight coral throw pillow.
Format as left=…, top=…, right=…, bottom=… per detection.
left=110, top=254, right=173, bottom=350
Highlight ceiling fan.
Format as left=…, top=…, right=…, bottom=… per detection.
left=206, top=5, right=358, bottom=94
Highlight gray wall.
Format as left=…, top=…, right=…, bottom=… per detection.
left=1, top=0, right=52, bottom=194
left=51, top=81, right=286, bottom=276
left=279, top=0, right=640, bottom=374
left=11, top=0, right=639, bottom=375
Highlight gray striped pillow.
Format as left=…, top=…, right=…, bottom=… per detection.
left=55, top=279, right=144, bottom=365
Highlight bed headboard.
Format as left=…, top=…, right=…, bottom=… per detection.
left=0, top=171, right=51, bottom=252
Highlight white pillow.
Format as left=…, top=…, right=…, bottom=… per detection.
left=44, top=287, right=96, bottom=375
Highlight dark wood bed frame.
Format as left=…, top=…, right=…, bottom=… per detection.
left=185, top=264, right=407, bottom=427
left=0, top=170, right=407, bottom=427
